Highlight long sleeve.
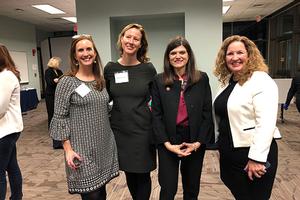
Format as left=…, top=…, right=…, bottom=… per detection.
left=197, top=73, right=214, bottom=144
left=285, top=77, right=297, bottom=106
left=151, top=75, right=169, bottom=144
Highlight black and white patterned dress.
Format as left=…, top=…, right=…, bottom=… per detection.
left=50, top=76, right=119, bottom=194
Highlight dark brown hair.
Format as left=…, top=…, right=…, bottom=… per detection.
left=163, top=36, right=200, bottom=86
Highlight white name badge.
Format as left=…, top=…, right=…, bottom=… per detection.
left=75, top=83, right=91, bottom=97
left=114, top=70, right=129, bottom=83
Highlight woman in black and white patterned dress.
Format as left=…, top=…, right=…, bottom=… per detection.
left=50, top=35, right=119, bottom=200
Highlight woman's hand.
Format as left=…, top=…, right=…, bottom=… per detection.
left=244, top=160, right=267, bottom=181
left=164, top=142, right=191, bottom=157
left=54, top=78, right=59, bottom=83
left=182, top=142, right=201, bottom=154
left=63, top=140, right=82, bottom=170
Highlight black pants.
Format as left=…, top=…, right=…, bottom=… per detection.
left=0, top=133, right=23, bottom=200
left=80, top=186, right=106, bottom=200
left=219, top=139, right=278, bottom=200
left=157, top=126, right=206, bottom=200
left=45, top=94, right=62, bottom=149
left=124, top=172, right=151, bottom=200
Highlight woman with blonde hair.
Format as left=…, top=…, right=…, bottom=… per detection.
left=45, top=56, right=63, bottom=149
left=213, top=35, right=281, bottom=200
left=104, top=24, right=157, bottom=200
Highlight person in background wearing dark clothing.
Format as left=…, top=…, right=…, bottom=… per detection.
left=284, top=73, right=300, bottom=112
left=45, top=57, right=63, bottom=149
left=104, top=23, right=157, bottom=200
left=151, top=36, right=214, bottom=200
left=0, top=43, right=23, bottom=200
left=213, top=35, right=281, bottom=200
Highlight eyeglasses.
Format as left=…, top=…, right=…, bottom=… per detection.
left=72, top=34, right=92, bottom=39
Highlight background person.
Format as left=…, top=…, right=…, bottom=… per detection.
left=284, top=72, right=300, bottom=112
left=45, top=56, right=63, bottom=149
left=0, top=43, right=23, bottom=200
left=151, top=36, right=214, bottom=200
left=104, top=23, right=157, bottom=200
left=213, top=35, right=281, bottom=200
left=50, top=35, right=119, bottom=200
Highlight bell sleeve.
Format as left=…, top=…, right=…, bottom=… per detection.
left=49, top=76, right=74, bottom=141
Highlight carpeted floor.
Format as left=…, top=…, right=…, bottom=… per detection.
left=5, top=100, right=300, bottom=200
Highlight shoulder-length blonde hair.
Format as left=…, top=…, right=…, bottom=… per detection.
left=117, top=23, right=149, bottom=63
left=214, top=35, right=268, bottom=86
left=67, top=34, right=105, bottom=91
left=47, top=57, right=61, bottom=69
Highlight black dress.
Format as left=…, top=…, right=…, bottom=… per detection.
left=45, top=67, right=63, bottom=148
left=104, top=62, right=157, bottom=173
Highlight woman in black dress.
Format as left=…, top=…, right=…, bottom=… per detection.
left=45, top=57, right=63, bottom=149
left=104, top=23, right=157, bottom=200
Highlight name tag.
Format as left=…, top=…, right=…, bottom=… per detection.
left=114, top=70, right=129, bottom=83
left=75, top=83, right=91, bottom=97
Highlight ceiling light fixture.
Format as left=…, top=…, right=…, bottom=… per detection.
left=223, top=5, right=231, bottom=14
left=32, top=4, right=65, bottom=14
left=223, top=0, right=234, bottom=2
left=61, top=17, right=77, bottom=23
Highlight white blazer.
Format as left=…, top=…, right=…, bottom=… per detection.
left=213, top=71, right=281, bottom=162
left=0, top=69, right=23, bottom=139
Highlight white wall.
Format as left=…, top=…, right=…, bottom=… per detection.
left=0, top=15, right=41, bottom=99
left=75, top=0, right=222, bottom=95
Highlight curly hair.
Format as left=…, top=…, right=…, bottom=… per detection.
left=214, top=35, right=268, bottom=86
left=117, top=23, right=149, bottom=63
left=68, top=34, right=105, bottom=91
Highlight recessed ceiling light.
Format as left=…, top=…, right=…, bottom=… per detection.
left=32, top=4, right=65, bottom=14
left=223, top=5, right=231, bottom=14
left=223, top=0, right=234, bottom=2
left=61, top=17, right=77, bottom=23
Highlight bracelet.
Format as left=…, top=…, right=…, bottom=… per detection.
left=192, top=143, right=198, bottom=152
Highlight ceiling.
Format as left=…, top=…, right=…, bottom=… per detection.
left=0, top=0, right=294, bottom=32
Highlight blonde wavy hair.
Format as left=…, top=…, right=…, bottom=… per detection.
left=214, top=35, right=268, bottom=86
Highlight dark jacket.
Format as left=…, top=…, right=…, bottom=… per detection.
left=151, top=72, right=214, bottom=145
left=285, top=73, right=300, bottom=105
left=45, top=68, right=63, bottom=96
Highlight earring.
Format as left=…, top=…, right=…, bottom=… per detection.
left=75, top=62, right=79, bottom=66
left=94, top=60, right=97, bottom=64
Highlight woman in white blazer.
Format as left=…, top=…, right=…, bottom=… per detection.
left=0, top=43, right=23, bottom=200
left=213, top=35, right=281, bottom=200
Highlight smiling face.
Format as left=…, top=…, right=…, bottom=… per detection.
left=74, top=39, right=96, bottom=67
left=225, top=41, right=249, bottom=75
left=120, top=28, right=142, bottom=56
left=169, top=45, right=189, bottom=75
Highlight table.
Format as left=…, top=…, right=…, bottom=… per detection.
left=20, top=89, right=39, bottom=113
